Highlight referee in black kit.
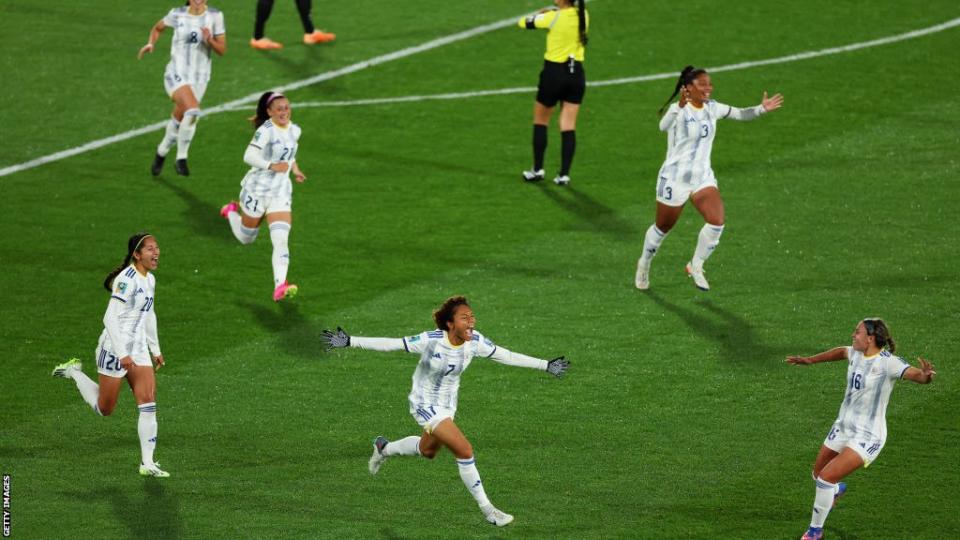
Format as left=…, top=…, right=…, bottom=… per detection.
left=519, top=0, right=589, bottom=186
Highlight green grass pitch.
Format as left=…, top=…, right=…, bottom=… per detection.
left=1, top=0, right=958, bottom=538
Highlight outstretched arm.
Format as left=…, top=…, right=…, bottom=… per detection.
left=902, top=357, right=936, bottom=384
left=321, top=327, right=407, bottom=352
left=786, top=346, right=848, bottom=365
left=489, top=348, right=568, bottom=377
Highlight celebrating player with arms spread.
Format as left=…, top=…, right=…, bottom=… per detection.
left=322, top=296, right=569, bottom=527
left=787, top=318, right=936, bottom=540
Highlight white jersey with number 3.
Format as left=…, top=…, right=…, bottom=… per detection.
left=240, top=120, right=301, bottom=198
left=657, top=100, right=764, bottom=186
left=834, top=347, right=910, bottom=440
left=162, top=6, right=226, bottom=86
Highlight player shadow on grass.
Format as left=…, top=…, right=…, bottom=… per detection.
left=644, top=290, right=789, bottom=363
left=532, top=182, right=636, bottom=240
left=239, top=300, right=320, bottom=360
left=61, top=481, right=183, bottom=539
left=153, top=176, right=223, bottom=239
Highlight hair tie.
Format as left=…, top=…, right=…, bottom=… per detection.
left=133, top=234, right=153, bottom=253
left=267, top=92, right=285, bottom=105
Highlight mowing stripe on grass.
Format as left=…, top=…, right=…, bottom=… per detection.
left=2, top=15, right=958, bottom=178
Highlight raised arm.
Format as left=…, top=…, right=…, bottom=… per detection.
left=786, top=346, right=848, bottom=366
left=321, top=327, right=407, bottom=353
left=138, top=19, right=167, bottom=59
left=902, top=357, right=936, bottom=384
left=721, top=92, right=784, bottom=121
left=518, top=7, right=558, bottom=30
left=489, top=347, right=568, bottom=378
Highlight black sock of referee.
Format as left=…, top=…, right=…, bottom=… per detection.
left=560, top=130, right=576, bottom=176
left=254, top=0, right=275, bottom=40
left=533, top=124, right=547, bottom=171
left=296, top=0, right=316, bottom=34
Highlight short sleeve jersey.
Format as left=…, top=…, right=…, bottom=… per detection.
left=402, top=330, right=498, bottom=413
left=98, top=266, right=157, bottom=357
left=834, top=347, right=910, bottom=440
left=659, top=100, right=754, bottom=185
left=240, top=120, right=301, bottom=197
left=522, top=7, right=588, bottom=62
left=162, top=6, right=225, bottom=83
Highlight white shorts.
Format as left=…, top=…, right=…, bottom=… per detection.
left=164, top=66, right=208, bottom=102
left=410, top=405, right=455, bottom=434
left=823, top=423, right=885, bottom=467
left=95, top=341, right=151, bottom=379
left=238, top=187, right=292, bottom=219
left=655, top=169, right=718, bottom=207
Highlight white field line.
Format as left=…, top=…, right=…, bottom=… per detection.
left=0, top=12, right=524, bottom=179
left=2, top=15, right=958, bottom=177
left=286, top=15, right=960, bottom=109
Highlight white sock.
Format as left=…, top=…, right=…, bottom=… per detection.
left=457, top=457, right=491, bottom=509
left=269, top=221, right=291, bottom=287
left=157, top=117, right=180, bottom=157
left=382, top=436, right=421, bottom=457
left=810, top=477, right=836, bottom=528
left=138, top=402, right=158, bottom=465
left=176, top=108, right=201, bottom=160
left=639, top=224, right=668, bottom=266
left=67, top=369, right=101, bottom=414
left=692, top=223, right=724, bottom=268
left=227, top=212, right=258, bottom=244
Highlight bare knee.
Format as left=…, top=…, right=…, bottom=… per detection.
left=98, top=401, right=116, bottom=416
left=454, top=443, right=474, bottom=461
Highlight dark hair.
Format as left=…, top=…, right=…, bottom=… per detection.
left=250, top=91, right=286, bottom=129
left=658, top=65, right=708, bottom=117
left=103, top=233, right=153, bottom=292
left=574, top=0, right=588, bottom=47
left=433, top=296, right=470, bottom=331
left=863, top=318, right=896, bottom=353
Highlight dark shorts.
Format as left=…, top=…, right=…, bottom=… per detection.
left=536, top=59, right=586, bottom=107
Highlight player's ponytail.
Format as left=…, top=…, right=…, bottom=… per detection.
left=658, top=65, right=707, bottom=117
left=433, top=296, right=470, bottom=331
left=575, top=0, right=588, bottom=47
left=250, top=91, right=285, bottom=129
left=103, top=233, right=152, bottom=292
left=864, top=318, right=896, bottom=353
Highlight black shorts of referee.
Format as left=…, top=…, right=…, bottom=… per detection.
left=536, top=57, right=586, bottom=107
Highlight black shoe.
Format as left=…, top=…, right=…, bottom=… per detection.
left=174, top=159, right=190, bottom=176
left=151, top=154, right=165, bottom=176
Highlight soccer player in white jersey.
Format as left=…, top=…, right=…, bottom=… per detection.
left=635, top=66, right=783, bottom=291
left=220, top=92, right=307, bottom=302
left=138, top=0, right=227, bottom=177
left=787, top=318, right=936, bottom=540
left=321, top=296, right=569, bottom=527
left=52, top=233, right=170, bottom=478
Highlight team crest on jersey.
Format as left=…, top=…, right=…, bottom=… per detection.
left=116, top=282, right=127, bottom=294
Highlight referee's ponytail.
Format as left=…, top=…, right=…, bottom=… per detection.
left=658, top=65, right=707, bottom=117
left=575, top=0, right=588, bottom=47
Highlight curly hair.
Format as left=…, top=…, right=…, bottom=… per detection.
left=433, top=296, right=470, bottom=331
